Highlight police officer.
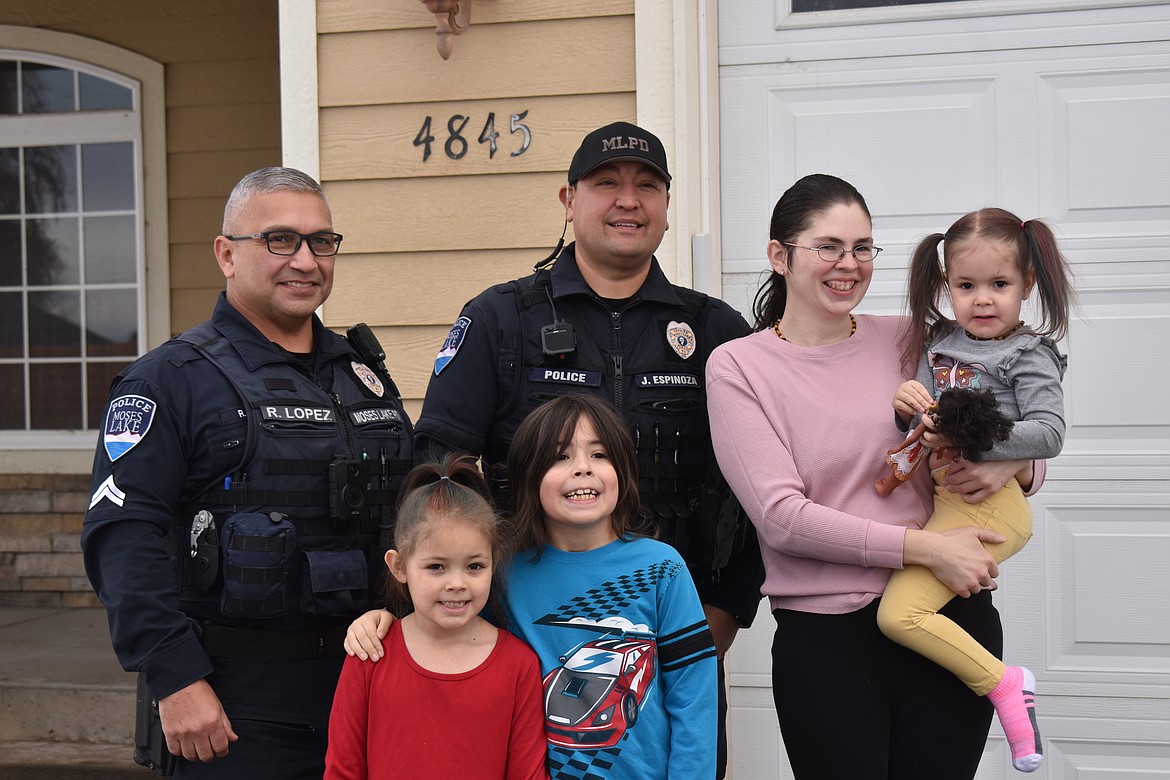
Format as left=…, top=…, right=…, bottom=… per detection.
left=82, top=167, right=413, bottom=778
left=416, top=122, right=764, bottom=777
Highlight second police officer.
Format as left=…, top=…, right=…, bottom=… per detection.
left=414, top=122, right=765, bottom=778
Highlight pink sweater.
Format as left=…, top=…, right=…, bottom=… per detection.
left=707, top=315, right=935, bottom=614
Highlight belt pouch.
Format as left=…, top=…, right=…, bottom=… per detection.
left=301, top=549, right=369, bottom=616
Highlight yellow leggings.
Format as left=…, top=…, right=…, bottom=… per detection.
left=876, top=470, right=1033, bottom=696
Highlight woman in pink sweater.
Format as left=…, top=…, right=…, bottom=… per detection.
left=706, top=174, right=1041, bottom=780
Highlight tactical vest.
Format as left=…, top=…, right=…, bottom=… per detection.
left=173, top=322, right=413, bottom=629
left=486, top=273, right=714, bottom=560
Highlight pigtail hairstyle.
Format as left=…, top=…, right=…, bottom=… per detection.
left=752, top=173, right=872, bottom=331
left=1019, top=218, right=1073, bottom=341
left=900, top=232, right=950, bottom=374
left=383, top=454, right=511, bottom=623
left=507, top=394, right=642, bottom=559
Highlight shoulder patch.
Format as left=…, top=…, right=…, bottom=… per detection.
left=434, top=316, right=471, bottom=376
left=103, top=394, right=157, bottom=461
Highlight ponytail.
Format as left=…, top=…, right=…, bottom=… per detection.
left=1020, top=220, right=1073, bottom=340
left=900, top=233, right=949, bottom=374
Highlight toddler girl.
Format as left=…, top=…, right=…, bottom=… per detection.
left=877, top=208, right=1072, bottom=773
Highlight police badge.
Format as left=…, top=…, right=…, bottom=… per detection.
left=351, top=361, right=385, bottom=397
left=666, top=320, right=697, bottom=359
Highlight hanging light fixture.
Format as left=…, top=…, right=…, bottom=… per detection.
left=419, top=0, right=472, bottom=60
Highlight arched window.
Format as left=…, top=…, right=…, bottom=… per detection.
left=0, top=31, right=166, bottom=464
left=1, top=55, right=141, bottom=432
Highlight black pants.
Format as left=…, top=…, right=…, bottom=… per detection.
left=174, top=718, right=327, bottom=779
left=771, top=593, right=1001, bottom=780
left=175, top=654, right=341, bottom=779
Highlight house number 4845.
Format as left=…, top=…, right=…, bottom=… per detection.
left=414, top=111, right=532, bottom=162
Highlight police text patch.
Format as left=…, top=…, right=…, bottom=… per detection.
left=104, top=394, right=157, bottom=462
left=529, top=367, right=603, bottom=387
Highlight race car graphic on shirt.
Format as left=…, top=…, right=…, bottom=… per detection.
left=543, top=625, right=658, bottom=749
left=527, top=556, right=715, bottom=779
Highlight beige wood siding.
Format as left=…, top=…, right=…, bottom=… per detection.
left=0, top=1, right=283, bottom=337
left=316, top=0, right=636, bottom=410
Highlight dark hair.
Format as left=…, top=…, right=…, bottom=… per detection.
left=901, top=207, right=1074, bottom=372
left=382, top=454, right=509, bottom=621
left=751, top=174, right=872, bottom=331
left=507, top=394, right=641, bottom=556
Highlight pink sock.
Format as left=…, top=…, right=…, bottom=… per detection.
left=987, top=666, right=1043, bottom=772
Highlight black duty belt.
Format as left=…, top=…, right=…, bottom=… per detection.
left=198, top=623, right=347, bottom=659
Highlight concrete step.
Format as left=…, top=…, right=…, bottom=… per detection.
left=0, top=608, right=138, bottom=778
left=0, top=742, right=141, bottom=780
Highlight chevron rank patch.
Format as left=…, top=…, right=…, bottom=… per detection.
left=89, top=475, right=126, bottom=509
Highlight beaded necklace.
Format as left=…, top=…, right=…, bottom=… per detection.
left=965, top=320, right=1025, bottom=341
left=772, top=314, right=857, bottom=343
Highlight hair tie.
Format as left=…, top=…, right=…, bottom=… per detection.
left=439, top=475, right=450, bottom=481
left=1020, top=220, right=1027, bottom=229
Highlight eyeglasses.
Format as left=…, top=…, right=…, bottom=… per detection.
left=223, top=231, right=344, bottom=257
left=783, top=243, right=882, bottom=263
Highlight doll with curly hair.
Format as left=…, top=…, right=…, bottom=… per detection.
left=875, top=387, right=1014, bottom=497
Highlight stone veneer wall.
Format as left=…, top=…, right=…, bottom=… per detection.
left=0, top=474, right=100, bottom=608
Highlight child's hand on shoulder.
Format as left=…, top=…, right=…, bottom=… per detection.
left=344, top=609, right=394, bottom=661
left=893, top=381, right=934, bottom=424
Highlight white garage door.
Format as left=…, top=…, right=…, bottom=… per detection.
left=716, top=2, right=1170, bottom=777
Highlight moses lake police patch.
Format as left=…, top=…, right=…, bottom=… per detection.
left=434, top=316, right=471, bottom=376
left=103, top=394, right=157, bottom=461
left=351, top=361, right=384, bottom=398
left=666, top=320, right=697, bottom=359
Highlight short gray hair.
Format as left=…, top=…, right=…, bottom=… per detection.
left=222, top=167, right=328, bottom=233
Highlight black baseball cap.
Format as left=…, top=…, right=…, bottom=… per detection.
left=567, top=121, right=671, bottom=189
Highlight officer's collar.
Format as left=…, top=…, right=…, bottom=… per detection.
left=211, top=293, right=347, bottom=370
left=548, top=243, right=684, bottom=307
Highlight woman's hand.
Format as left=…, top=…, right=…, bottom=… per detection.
left=904, top=526, right=1005, bottom=598
left=344, top=609, right=395, bottom=661
left=942, top=458, right=1030, bottom=503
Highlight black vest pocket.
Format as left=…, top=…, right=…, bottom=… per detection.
left=220, top=511, right=295, bottom=617
left=301, top=549, right=368, bottom=616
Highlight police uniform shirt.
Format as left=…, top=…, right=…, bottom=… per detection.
left=414, top=244, right=763, bottom=623
left=82, top=293, right=411, bottom=711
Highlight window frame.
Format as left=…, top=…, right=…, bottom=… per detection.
left=775, top=0, right=1168, bottom=29
left=0, top=28, right=168, bottom=467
